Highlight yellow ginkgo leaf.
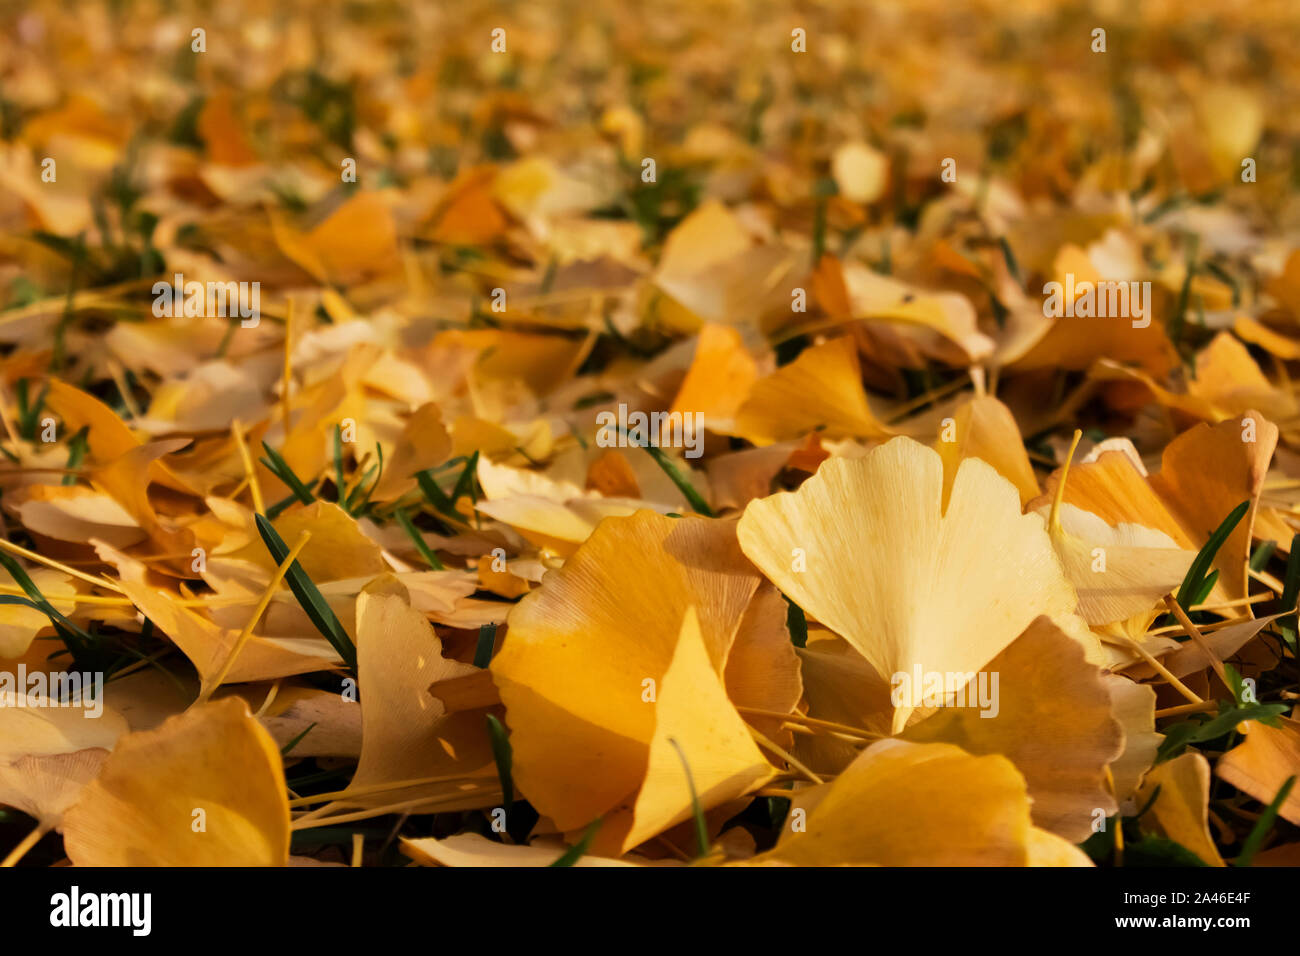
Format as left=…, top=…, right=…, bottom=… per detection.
left=196, top=91, right=257, bottom=167
left=1103, top=674, right=1162, bottom=802
left=475, top=495, right=647, bottom=556
left=706, top=442, right=804, bottom=512
left=477, top=552, right=531, bottom=599
left=1187, top=333, right=1295, bottom=421
left=596, top=605, right=774, bottom=855
left=792, top=634, right=896, bottom=773
left=738, top=437, right=1079, bottom=733
left=1233, top=315, right=1300, bottom=361
left=211, top=499, right=388, bottom=588
left=105, top=538, right=341, bottom=696
left=1003, top=243, right=1178, bottom=377
left=1216, top=714, right=1300, bottom=825
left=586, top=450, right=642, bottom=498
left=1135, top=615, right=1277, bottom=681
left=1026, top=828, right=1096, bottom=867
left=840, top=265, right=995, bottom=363
left=368, top=402, right=452, bottom=502
left=1196, top=84, right=1263, bottom=180
left=935, top=393, right=1039, bottom=507
left=270, top=191, right=399, bottom=285
left=668, top=323, right=760, bottom=429
left=269, top=501, right=388, bottom=583
left=0, top=751, right=110, bottom=842
left=754, top=740, right=1090, bottom=867
left=0, top=692, right=128, bottom=833
left=0, top=693, right=127, bottom=763
left=88, top=438, right=196, bottom=575
left=263, top=345, right=376, bottom=502
left=653, top=199, right=761, bottom=326
left=491, top=511, right=789, bottom=847
left=1136, top=752, right=1225, bottom=866
left=722, top=585, right=802, bottom=748
left=734, top=337, right=892, bottom=446
left=332, top=576, right=497, bottom=814
left=435, top=329, right=593, bottom=399
left=402, top=832, right=648, bottom=867
left=43, top=379, right=195, bottom=495
left=9, top=484, right=145, bottom=550
left=245, top=685, right=362, bottom=759
left=1042, top=504, right=1195, bottom=627
left=831, top=142, right=889, bottom=204
left=62, top=697, right=290, bottom=866
left=1034, top=411, right=1277, bottom=604
left=425, top=166, right=509, bottom=246
left=903, top=616, right=1123, bottom=842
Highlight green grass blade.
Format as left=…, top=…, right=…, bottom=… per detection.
left=254, top=514, right=356, bottom=669
left=485, top=713, right=513, bottom=809
left=415, top=468, right=459, bottom=520
left=0, top=595, right=94, bottom=661
left=16, top=379, right=49, bottom=442
left=1158, top=702, right=1288, bottom=761
left=667, top=737, right=709, bottom=858
left=63, top=426, right=88, bottom=485
left=1134, top=784, right=1162, bottom=820
left=344, top=463, right=377, bottom=509
left=1191, top=703, right=1287, bottom=741
left=280, top=721, right=317, bottom=757
left=1190, top=569, right=1218, bottom=608
left=394, top=509, right=444, bottom=570
left=343, top=443, right=384, bottom=516
left=618, top=427, right=713, bottom=516
left=451, top=450, right=480, bottom=504
left=259, top=442, right=316, bottom=505
left=644, top=444, right=713, bottom=516
left=265, top=483, right=318, bottom=520
left=0, top=589, right=87, bottom=638
left=355, top=442, right=383, bottom=514
left=474, top=623, right=497, bottom=668
left=998, top=236, right=1021, bottom=285
left=549, top=817, right=602, bottom=867
left=1279, top=533, right=1300, bottom=648
left=1237, top=775, right=1296, bottom=866
left=1250, top=540, right=1277, bottom=572
left=785, top=597, right=808, bottom=648
left=1175, top=500, right=1248, bottom=611
left=1223, top=663, right=1247, bottom=706
left=0, top=551, right=98, bottom=655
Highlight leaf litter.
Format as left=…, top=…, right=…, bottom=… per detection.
left=1, top=0, right=1300, bottom=868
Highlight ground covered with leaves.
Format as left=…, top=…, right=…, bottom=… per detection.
left=3, top=0, right=1300, bottom=867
